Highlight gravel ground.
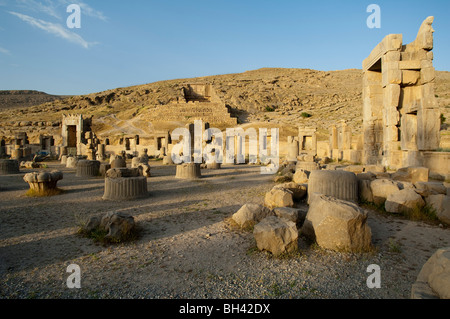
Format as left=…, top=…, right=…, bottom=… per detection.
left=0, top=161, right=449, bottom=299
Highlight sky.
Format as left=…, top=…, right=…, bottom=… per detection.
left=0, top=0, right=449, bottom=95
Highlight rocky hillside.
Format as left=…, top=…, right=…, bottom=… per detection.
left=0, top=90, right=70, bottom=111
left=0, top=68, right=448, bottom=143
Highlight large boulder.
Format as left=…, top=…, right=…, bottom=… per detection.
left=301, top=194, right=372, bottom=252
left=385, top=189, right=425, bottom=214
left=370, top=179, right=400, bottom=206
left=273, top=207, right=307, bottom=226
left=391, top=166, right=429, bottom=184
left=232, top=204, right=274, bottom=229
left=426, top=195, right=450, bottom=225
left=414, top=182, right=447, bottom=197
left=293, top=169, right=309, bottom=184
left=273, top=182, right=307, bottom=201
left=100, top=212, right=136, bottom=242
left=264, top=187, right=294, bottom=209
left=307, top=170, right=358, bottom=203
left=411, top=247, right=450, bottom=299
left=253, top=216, right=298, bottom=256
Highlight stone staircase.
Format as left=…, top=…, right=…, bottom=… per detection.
left=147, top=101, right=237, bottom=126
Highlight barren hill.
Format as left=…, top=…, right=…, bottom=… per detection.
left=0, top=90, right=70, bottom=111
left=0, top=68, right=448, bottom=143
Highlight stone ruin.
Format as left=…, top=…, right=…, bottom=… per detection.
left=102, top=168, right=148, bottom=201
left=0, top=159, right=20, bottom=175
left=146, top=84, right=237, bottom=126
left=61, top=114, right=93, bottom=156
left=76, top=160, right=101, bottom=178
left=23, top=170, right=63, bottom=195
left=362, top=16, right=442, bottom=170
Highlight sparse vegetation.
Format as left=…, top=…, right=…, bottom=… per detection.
left=300, top=112, right=312, bottom=118
left=388, top=238, right=402, bottom=253
left=25, top=188, right=63, bottom=197
left=403, top=204, right=438, bottom=223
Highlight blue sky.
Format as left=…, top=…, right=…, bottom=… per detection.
left=0, top=0, right=449, bottom=95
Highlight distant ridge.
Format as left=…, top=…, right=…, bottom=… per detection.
left=0, top=90, right=71, bottom=110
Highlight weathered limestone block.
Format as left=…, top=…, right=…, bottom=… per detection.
left=66, top=156, right=78, bottom=168
left=384, top=84, right=401, bottom=108
left=363, top=165, right=386, bottom=173
left=0, top=159, right=20, bottom=175
left=342, top=165, right=365, bottom=174
left=23, top=170, right=63, bottom=194
left=103, top=168, right=148, bottom=201
left=273, top=207, right=307, bottom=226
left=295, top=161, right=319, bottom=172
left=253, top=216, right=298, bottom=256
left=391, top=166, right=429, bottom=184
left=175, top=163, right=201, bottom=179
left=307, top=170, right=358, bottom=203
left=370, top=179, right=400, bottom=205
left=411, top=247, right=450, bottom=299
left=287, top=140, right=299, bottom=162
left=100, top=212, right=136, bottom=242
left=273, top=182, right=307, bottom=201
left=137, top=164, right=151, bottom=177
left=426, top=195, right=450, bottom=225
left=414, top=182, right=447, bottom=197
left=232, top=203, right=274, bottom=229
left=264, top=187, right=294, bottom=209
left=382, top=61, right=402, bottom=87
left=293, top=169, right=309, bottom=184
left=402, top=70, right=420, bottom=86
left=76, top=160, right=100, bottom=177
left=385, top=189, right=425, bottom=214
left=301, top=194, right=372, bottom=252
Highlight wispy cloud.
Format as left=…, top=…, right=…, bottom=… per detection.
left=16, top=0, right=61, bottom=19
left=9, top=11, right=93, bottom=49
left=59, top=0, right=108, bottom=21
left=0, top=46, right=11, bottom=55
left=10, top=0, right=108, bottom=21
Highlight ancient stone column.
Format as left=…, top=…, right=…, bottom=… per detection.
left=66, top=156, right=78, bottom=168
left=175, top=163, right=201, bottom=179
left=76, top=160, right=100, bottom=177
left=307, top=170, right=358, bottom=203
left=23, top=170, right=63, bottom=195
left=0, top=159, right=20, bottom=175
left=287, top=137, right=299, bottom=162
left=11, top=141, right=22, bottom=160
left=103, top=168, right=148, bottom=201
left=60, top=155, right=68, bottom=165
left=235, top=135, right=245, bottom=164
left=97, top=144, right=106, bottom=161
